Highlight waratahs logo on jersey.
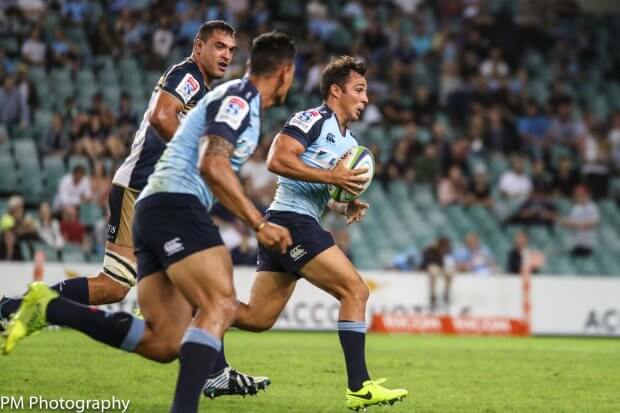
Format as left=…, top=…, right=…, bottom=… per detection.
left=289, top=110, right=322, bottom=133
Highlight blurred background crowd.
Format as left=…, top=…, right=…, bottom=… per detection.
left=1, top=0, right=620, bottom=278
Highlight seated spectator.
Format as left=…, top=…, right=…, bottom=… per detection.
left=382, top=89, right=413, bottom=124
left=90, top=160, right=112, bottom=208
left=517, top=99, right=550, bottom=160
left=385, top=137, right=418, bottom=184
left=609, top=111, right=620, bottom=172
left=0, top=195, right=37, bottom=261
left=464, top=165, right=492, bottom=208
left=414, top=143, right=441, bottom=185
left=39, top=112, right=70, bottom=158
left=438, top=165, right=467, bottom=206
left=507, top=231, right=545, bottom=274
left=485, top=105, right=518, bottom=154
left=581, top=129, right=611, bottom=200
left=117, top=92, right=138, bottom=128
left=509, top=183, right=557, bottom=229
left=454, top=232, right=496, bottom=275
left=390, top=246, right=422, bottom=271
left=498, top=154, right=532, bottom=201
left=50, top=28, right=78, bottom=67
left=558, top=186, right=599, bottom=257
left=54, top=165, right=92, bottom=211
left=479, top=47, right=509, bottom=89
left=531, top=159, right=551, bottom=188
left=412, top=86, right=437, bottom=128
left=421, top=237, right=454, bottom=309
left=21, top=27, right=46, bottom=66
left=551, top=156, right=580, bottom=198
left=0, top=75, right=27, bottom=128
left=59, top=206, right=87, bottom=247
left=239, top=142, right=276, bottom=207
left=548, top=95, right=588, bottom=153
left=35, top=201, right=64, bottom=255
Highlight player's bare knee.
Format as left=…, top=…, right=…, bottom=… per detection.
left=343, top=279, right=369, bottom=304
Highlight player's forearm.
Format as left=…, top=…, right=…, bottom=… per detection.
left=202, top=159, right=264, bottom=229
left=268, top=152, right=333, bottom=184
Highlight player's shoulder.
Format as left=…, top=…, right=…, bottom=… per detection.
left=208, top=79, right=259, bottom=130
left=286, top=104, right=333, bottom=134
left=162, top=57, right=205, bottom=103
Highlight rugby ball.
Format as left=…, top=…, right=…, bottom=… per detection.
left=328, top=146, right=375, bottom=202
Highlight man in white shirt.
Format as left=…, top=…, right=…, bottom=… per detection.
left=559, top=185, right=599, bottom=256
left=498, top=155, right=532, bottom=199
left=53, top=164, right=92, bottom=211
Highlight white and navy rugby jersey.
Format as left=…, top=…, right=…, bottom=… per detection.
left=269, top=104, right=359, bottom=221
left=113, top=57, right=208, bottom=191
left=138, top=78, right=261, bottom=210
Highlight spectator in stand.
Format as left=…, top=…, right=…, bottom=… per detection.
left=385, top=135, right=418, bottom=184
left=151, top=15, right=174, bottom=68
left=415, top=143, right=441, bottom=185
left=485, top=104, right=517, bottom=154
left=117, top=92, right=138, bottom=128
left=509, top=183, right=557, bottom=229
left=50, top=28, right=78, bottom=67
left=382, top=89, right=414, bottom=124
left=21, top=27, right=46, bottom=66
left=558, top=185, right=600, bottom=257
left=0, top=75, right=28, bottom=128
left=609, top=111, right=620, bottom=172
left=39, top=112, right=70, bottom=158
left=438, top=165, right=468, bottom=206
left=59, top=206, right=87, bottom=248
left=464, top=165, right=492, bottom=208
left=507, top=230, right=545, bottom=274
left=239, top=142, right=276, bottom=208
left=421, top=236, right=454, bottom=309
left=35, top=201, right=64, bottom=255
left=548, top=95, right=588, bottom=153
left=0, top=195, right=37, bottom=261
left=479, top=47, right=509, bottom=89
left=54, top=164, right=92, bottom=211
left=89, top=18, right=120, bottom=56
left=518, top=99, right=550, bottom=161
left=551, top=156, right=580, bottom=198
left=498, top=154, right=532, bottom=201
left=412, top=86, right=437, bottom=128
left=531, top=159, right=551, bottom=189
left=90, top=160, right=112, bottom=208
left=454, top=232, right=496, bottom=276
left=581, top=127, right=612, bottom=200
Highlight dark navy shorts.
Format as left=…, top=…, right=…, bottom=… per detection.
left=257, top=211, right=335, bottom=278
left=132, top=193, right=224, bottom=280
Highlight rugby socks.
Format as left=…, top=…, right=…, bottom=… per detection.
left=210, top=339, right=230, bottom=375
left=338, top=320, right=371, bottom=391
left=0, top=278, right=90, bottom=319
left=171, top=327, right=222, bottom=413
left=46, top=297, right=145, bottom=351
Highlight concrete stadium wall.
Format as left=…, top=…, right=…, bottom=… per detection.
left=1, top=263, right=618, bottom=336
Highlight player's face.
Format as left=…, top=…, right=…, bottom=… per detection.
left=274, top=63, right=296, bottom=106
left=341, top=71, right=368, bottom=122
left=196, top=30, right=237, bottom=80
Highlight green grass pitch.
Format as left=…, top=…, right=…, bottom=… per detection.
left=1, top=330, right=619, bottom=412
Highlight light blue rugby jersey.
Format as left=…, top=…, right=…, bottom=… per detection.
left=269, top=104, right=359, bottom=221
left=138, top=78, right=261, bottom=210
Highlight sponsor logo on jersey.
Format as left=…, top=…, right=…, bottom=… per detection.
left=288, top=110, right=322, bottom=133
left=164, top=237, right=184, bottom=256
left=289, top=245, right=308, bottom=261
left=215, top=95, right=250, bottom=130
left=174, top=73, right=200, bottom=104
left=326, top=133, right=336, bottom=143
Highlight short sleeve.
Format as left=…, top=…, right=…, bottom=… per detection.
left=161, top=66, right=203, bottom=105
left=205, top=95, right=251, bottom=145
left=281, top=110, right=324, bottom=148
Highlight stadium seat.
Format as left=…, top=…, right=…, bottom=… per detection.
left=13, top=140, right=38, bottom=161
left=79, top=203, right=103, bottom=227
left=62, top=244, right=86, bottom=263
left=67, top=155, right=90, bottom=174
left=0, top=155, right=20, bottom=193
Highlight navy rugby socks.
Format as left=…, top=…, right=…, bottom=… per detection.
left=46, top=297, right=144, bottom=351
left=1, top=278, right=89, bottom=319
left=171, top=327, right=222, bottom=413
left=338, top=320, right=371, bottom=391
